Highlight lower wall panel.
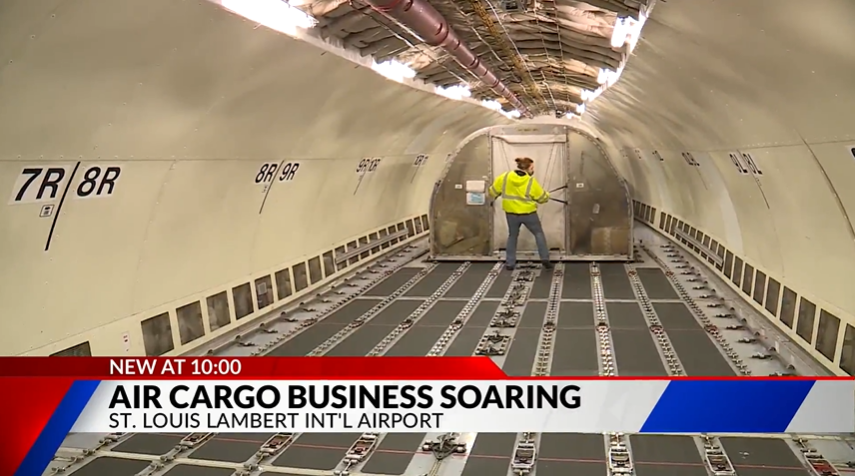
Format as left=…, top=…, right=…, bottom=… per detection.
left=44, top=214, right=430, bottom=357
left=633, top=200, right=855, bottom=377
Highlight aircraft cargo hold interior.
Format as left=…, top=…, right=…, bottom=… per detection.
left=2, top=0, right=855, bottom=474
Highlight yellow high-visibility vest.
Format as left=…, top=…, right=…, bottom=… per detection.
left=488, top=170, right=549, bottom=214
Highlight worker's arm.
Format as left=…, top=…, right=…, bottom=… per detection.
left=530, top=177, right=550, bottom=204
left=488, top=174, right=504, bottom=199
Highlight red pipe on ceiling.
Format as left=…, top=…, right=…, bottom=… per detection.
left=364, top=0, right=530, bottom=117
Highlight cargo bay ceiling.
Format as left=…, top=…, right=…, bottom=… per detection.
left=300, top=0, right=652, bottom=116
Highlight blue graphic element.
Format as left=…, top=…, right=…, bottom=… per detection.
left=640, top=380, right=814, bottom=433
left=15, top=380, right=100, bottom=476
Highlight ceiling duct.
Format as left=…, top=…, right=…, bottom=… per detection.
left=363, top=0, right=531, bottom=116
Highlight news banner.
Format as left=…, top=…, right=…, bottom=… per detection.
left=3, top=357, right=854, bottom=476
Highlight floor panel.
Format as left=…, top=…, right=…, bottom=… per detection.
left=600, top=263, right=635, bottom=299
left=611, top=329, right=667, bottom=376
left=518, top=302, right=547, bottom=327
left=635, top=463, right=707, bottom=476
left=539, top=433, right=604, bottom=460
left=267, top=299, right=382, bottom=356
left=112, top=433, right=185, bottom=455
left=445, top=263, right=494, bottom=298
left=630, top=435, right=709, bottom=476
left=273, top=433, right=358, bottom=470
left=404, top=264, right=460, bottom=297
left=163, top=465, right=235, bottom=476
left=468, top=433, right=518, bottom=457
left=361, top=433, right=425, bottom=475
left=721, top=437, right=804, bottom=468
left=551, top=329, right=599, bottom=376
left=557, top=301, right=594, bottom=328
left=188, top=440, right=259, bottom=463
left=733, top=468, right=809, bottom=476
left=486, top=268, right=514, bottom=298
left=529, top=270, right=554, bottom=298
left=445, top=326, right=489, bottom=356
left=189, top=433, right=273, bottom=463
left=636, top=267, right=679, bottom=299
left=363, top=267, right=422, bottom=297
left=370, top=299, right=425, bottom=326
left=463, top=433, right=517, bottom=465
left=322, top=298, right=386, bottom=324
left=503, top=328, right=542, bottom=376
left=466, top=301, right=500, bottom=327
left=536, top=460, right=605, bottom=476
left=562, top=263, right=592, bottom=299
left=420, top=300, right=467, bottom=326
left=385, top=301, right=465, bottom=356
left=70, top=457, right=152, bottom=476
left=630, top=435, right=702, bottom=463
left=651, top=302, right=702, bottom=331
left=325, top=300, right=423, bottom=356
left=459, top=455, right=511, bottom=476
left=606, top=302, right=647, bottom=329
left=667, top=329, right=735, bottom=376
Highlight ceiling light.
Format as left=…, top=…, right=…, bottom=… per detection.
left=371, top=60, right=416, bottom=82
left=582, top=88, right=604, bottom=102
left=610, top=17, right=629, bottom=48
left=435, top=84, right=472, bottom=100
left=626, top=12, right=647, bottom=52
left=220, top=0, right=317, bottom=36
left=481, top=99, right=504, bottom=111
left=576, top=104, right=586, bottom=115
left=597, top=67, right=623, bottom=87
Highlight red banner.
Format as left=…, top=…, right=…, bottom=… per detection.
left=0, top=357, right=849, bottom=380
left=0, top=357, right=509, bottom=379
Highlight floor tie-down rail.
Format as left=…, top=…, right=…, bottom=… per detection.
left=607, top=433, right=632, bottom=474
left=511, top=432, right=537, bottom=475
left=793, top=437, right=841, bottom=476
left=422, top=433, right=468, bottom=460
left=511, top=265, right=562, bottom=476
left=591, top=263, right=636, bottom=476
left=238, top=433, right=297, bottom=474
left=333, top=432, right=381, bottom=475
left=701, top=435, right=736, bottom=475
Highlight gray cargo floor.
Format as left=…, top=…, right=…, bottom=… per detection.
left=60, top=259, right=812, bottom=476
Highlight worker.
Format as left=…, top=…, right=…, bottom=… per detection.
left=488, top=157, right=552, bottom=271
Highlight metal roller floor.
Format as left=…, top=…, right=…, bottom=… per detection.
left=53, top=240, right=844, bottom=476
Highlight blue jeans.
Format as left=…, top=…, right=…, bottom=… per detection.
left=505, top=212, right=550, bottom=266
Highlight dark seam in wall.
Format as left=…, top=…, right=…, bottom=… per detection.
left=751, top=174, right=771, bottom=209
left=802, top=139, right=855, bottom=242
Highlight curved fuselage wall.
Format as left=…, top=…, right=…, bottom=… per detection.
left=430, top=124, right=632, bottom=260
left=0, top=0, right=508, bottom=356
left=587, top=0, right=855, bottom=374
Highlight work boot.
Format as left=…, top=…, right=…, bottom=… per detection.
left=542, top=261, right=554, bottom=270
left=505, top=264, right=515, bottom=271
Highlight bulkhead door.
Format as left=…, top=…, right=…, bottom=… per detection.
left=490, top=134, right=567, bottom=255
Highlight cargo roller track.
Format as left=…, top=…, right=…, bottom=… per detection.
left=49, top=233, right=855, bottom=476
